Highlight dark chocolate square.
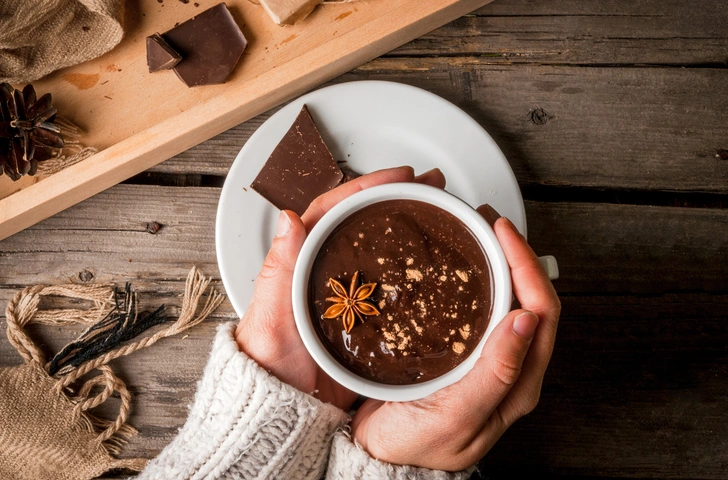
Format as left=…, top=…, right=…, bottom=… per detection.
left=251, top=105, right=343, bottom=216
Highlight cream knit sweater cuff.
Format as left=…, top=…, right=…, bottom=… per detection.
left=327, top=433, right=476, bottom=480
left=138, top=322, right=349, bottom=480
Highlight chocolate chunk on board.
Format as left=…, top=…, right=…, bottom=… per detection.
left=251, top=105, right=344, bottom=216
left=146, top=33, right=182, bottom=73
left=162, top=3, right=247, bottom=87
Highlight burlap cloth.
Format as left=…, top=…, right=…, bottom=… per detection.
left=0, top=0, right=124, bottom=83
left=0, top=267, right=224, bottom=480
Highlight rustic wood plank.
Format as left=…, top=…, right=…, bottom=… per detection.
left=525, top=201, right=728, bottom=295
left=150, top=62, right=728, bottom=193
left=1, top=185, right=726, bottom=478
left=147, top=109, right=279, bottom=176
left=1, top=186, right=726, bottom=297
left=3, top=295, right=726, bottom=479
left=393, top=0, right=728, bottom=66
left=0, top=0, right=495, bottom=240
left=478, top=293, right=728, bottom=479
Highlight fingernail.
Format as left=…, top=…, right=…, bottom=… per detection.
left=501, top=216, right=515, bottom=229
left=513, top=312, right=539, bottom=339
left=420, top=167, right=442, bottom=177
left=478, top=204, right=501, bottom=228
left=276, top=210, right=291, bottom=237
left=399, top=165, right=415, bottom=176
left=498, top=216, right=522, bottom=236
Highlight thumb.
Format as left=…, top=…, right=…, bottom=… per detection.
left=246, top=210, right=307, bottom=322
left=235, top=210, right=311, bottom=382
left=255, top=210, right=307, bottom=303
left=444, top=309, right=539, bottom=425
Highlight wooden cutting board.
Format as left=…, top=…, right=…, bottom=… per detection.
left=0, top=0, right=491, bottom=240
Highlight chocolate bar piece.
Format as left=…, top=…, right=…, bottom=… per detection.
left=146, top=33, right=182, bottom=73
left=251, top=105, right=344, bottom=216
left=162, top=3, right=247, bottom=87
left=260, top=0, right=322, bottom=25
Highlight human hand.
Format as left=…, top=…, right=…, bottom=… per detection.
left=234, top=166, right=447, bottom=411
left=350, top=213, right=561, bottom=471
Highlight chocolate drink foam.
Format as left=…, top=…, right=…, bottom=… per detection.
left=309, top=200, right=492, bottom=385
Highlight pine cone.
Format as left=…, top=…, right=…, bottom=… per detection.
left=0, top=83, right=64, bottom=181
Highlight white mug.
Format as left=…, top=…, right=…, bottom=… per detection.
left=292, top=183, right=557, bottom=402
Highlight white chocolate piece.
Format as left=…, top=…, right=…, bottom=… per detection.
left=260, top=0, right=322, bottom=25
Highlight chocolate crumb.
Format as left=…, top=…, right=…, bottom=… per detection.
left=410, top=319, right=423, bottom=335
left=459, top=324, right=471, bottom=339
left=406, top=269, right=423, bottom=281
left=377, top=258, right=385, bottom=264
left=455, top=270, right=469, bottom=282
left=406, top=258, right=414, bottom=266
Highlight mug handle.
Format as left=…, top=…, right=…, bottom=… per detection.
left=537, top=255, right=559, bottom=280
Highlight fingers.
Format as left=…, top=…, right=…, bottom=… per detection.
left=302, top=166, right=415, bottom=231
left=237, top=210, right=307, bottom=338
left=490, top=216, right=561, bottom=427
left=494, top=217, right=560, bottom=318
left=414, top=168, right=446, bottom=189
left=476, top=204, right=501, bottom=228
left=438, top=309, right=539, bottom=427
left=494, top=216, right=560, bottom=372
left=350, top=398, right=385, bottom=436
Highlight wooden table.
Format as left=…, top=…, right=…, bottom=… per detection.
left=1, top=0, right=727, bottom=478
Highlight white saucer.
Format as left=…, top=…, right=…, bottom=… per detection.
left=216, top=81, right=526, bottom=317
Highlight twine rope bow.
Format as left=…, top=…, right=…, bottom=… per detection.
left=3, top=267, right=224, bottom=451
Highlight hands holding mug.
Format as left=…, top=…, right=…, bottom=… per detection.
left=234, top=166, right=561, bottom=471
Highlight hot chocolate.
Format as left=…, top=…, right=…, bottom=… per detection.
left=308, top=199, right=492, bottom=385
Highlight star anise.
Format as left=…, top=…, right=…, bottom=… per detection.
left=0, top=83, right=64, bottom=181
left=323, top=271, right=380, bottom=333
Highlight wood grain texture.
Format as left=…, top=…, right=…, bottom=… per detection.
left=396, top=0, right=728, bottom=65
left=2, top=294, right=727, bottom=478
left=478, top=293, right=728, bottom=479
left=1, top=185, right=726, bottom=297
left=151, top=61, right=728, bottom=193
left=1, top=1, right=726, bottom=478
left=0, top=0, right=494, bottom=240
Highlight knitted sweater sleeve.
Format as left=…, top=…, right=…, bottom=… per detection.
left=138, top=322, right=476, bottom=480
left=137, top=322, right=348, bottom=480
left=326, top=433, right=476, bottom=480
